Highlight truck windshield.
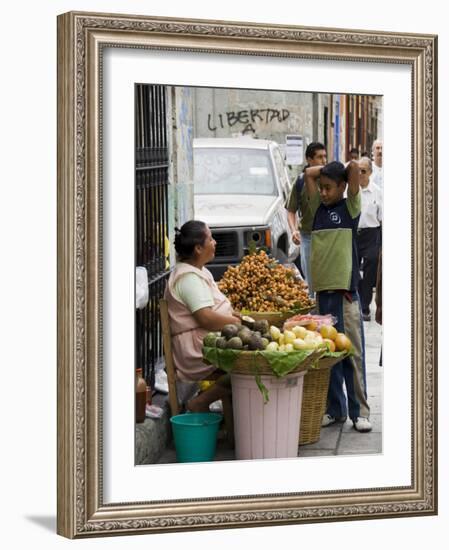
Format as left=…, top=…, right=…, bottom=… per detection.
left=194, top=148, right=277, bottom=195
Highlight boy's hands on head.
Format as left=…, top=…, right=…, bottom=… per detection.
left=304, top=164, right=325, bottom=197
left=304, top=164, right=324, bottom=178
left=346, top=159, right=360, bottom=196
left=345, top=160, right=359, bottom=179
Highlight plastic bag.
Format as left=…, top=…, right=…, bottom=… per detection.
left=283, top=313, right=338, bottom=331
left=145, top=404, right=164, bottom=419
left=136, top=266, right=149, bottom=309
left=154, top=357, right=169, bottom=394
left=283, top=262, right=306, bottom=283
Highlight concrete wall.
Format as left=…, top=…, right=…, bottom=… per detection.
left=193, top=86, right=317, bottom=181
left=193, top=87, right=315, bottom=145
left=167, top=86, right=196, bottom=266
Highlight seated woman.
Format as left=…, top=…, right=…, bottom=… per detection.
left=164, top=220, right=241, bottom=412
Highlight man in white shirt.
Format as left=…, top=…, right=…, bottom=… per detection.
left=371, top=139, right=383, bottom=189
left=357, top=157, right=382, bottom=321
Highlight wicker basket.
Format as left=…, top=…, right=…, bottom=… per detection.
left=244, top=305, right=316, bottom=328
left=204, top=348, right=323, bottom=376
left=233, top=348, right=322, bottom=375
left=299, top=354, right=347, bottom=445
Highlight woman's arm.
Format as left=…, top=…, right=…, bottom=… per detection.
left=193, top=307, right=241, bottom=331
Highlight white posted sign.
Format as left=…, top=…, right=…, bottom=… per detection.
left=285, top=134, right=304, bottom=165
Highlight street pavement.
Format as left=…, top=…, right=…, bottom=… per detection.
left=157, top=298, right=383, bottom=464
left=298, top=304, right=383, bottom=458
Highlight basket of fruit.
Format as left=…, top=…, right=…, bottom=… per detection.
left=218, top=250, right=315, bottom=327
left=202, top=315, right=333, bottom=379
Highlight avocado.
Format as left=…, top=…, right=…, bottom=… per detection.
left=254, top=319, right=270, bottom=333
left=260, top=337, right=269, bottom=349
left=203, top=333, right=219, bottom=347
left=248, top=334, right=265, bottom=350
left=215, top=337, right=227, bottom=349
left=225, top=336, right=243, bottom=350
left=262, top=332, right=273, bottom=342
left=221, top=324, right=240, bottom=339
left=238, top=327, right=253, bottom=345
left=241, top=315, right=256, bottom=329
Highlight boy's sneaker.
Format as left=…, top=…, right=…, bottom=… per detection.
left=321, top=414, right=347, bottom=427
left=353, top=417, right=372, bottom=432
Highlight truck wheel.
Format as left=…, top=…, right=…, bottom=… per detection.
left=275, top=248, right=288, bottom=263
left=275, top=234, right=288, bottom=263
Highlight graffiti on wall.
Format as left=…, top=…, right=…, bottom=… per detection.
left=207, top=108, right=290, bottom=134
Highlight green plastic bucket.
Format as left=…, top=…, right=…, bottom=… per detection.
left=170, top=412, right=222, bottom=462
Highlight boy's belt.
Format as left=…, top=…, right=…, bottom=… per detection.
left=320, top=289, right=356, bottom=302
left=357, top=226, right=380, bottom=234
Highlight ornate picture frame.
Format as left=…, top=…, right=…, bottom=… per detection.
left=57, top=11, right=437, bottom=538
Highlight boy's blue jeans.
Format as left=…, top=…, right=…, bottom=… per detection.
left=317, top=290, right=370, bottom=421
left=300, top=231, right=314, bottom=299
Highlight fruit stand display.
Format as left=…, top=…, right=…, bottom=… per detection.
left=203, top=315, right=351, bottom=458
left=218, top=250, right=315, bottom=326
left=278, top=313, right=352, bottom=444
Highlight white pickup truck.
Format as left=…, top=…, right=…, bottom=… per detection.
left=193, top=137, right=300, bottom=279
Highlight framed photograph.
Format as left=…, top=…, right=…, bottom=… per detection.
left=57, top=11, right=437, bottom=538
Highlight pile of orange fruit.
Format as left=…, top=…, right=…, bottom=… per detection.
left=218, top=250, right=314, bottom=312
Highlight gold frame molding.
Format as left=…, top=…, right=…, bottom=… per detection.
left=57, top=11, right=438, bottom=538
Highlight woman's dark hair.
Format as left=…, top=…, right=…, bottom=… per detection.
left=174, top=220, right=208, bottom=260
left=320, top=161, right=347, bottom=184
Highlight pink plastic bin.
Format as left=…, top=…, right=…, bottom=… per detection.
left=231, top=370, right=306, bottom=460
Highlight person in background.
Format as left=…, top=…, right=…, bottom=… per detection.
left=356, top=157, right=383, bottom=322
left=375, top=249, right=382, bottom=325
left=375, top=249, right=382, bottom=367
left=348, top=147, right=359, bottom=161
left=304, top=160, right=372, bottom=433
left=344, top=147, right=359, bottom=167
left=163, top=220, right=241, bottom=412
left=285, top=142, right=327, bottom=297
left=371, top=139, right=383, bottom=189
